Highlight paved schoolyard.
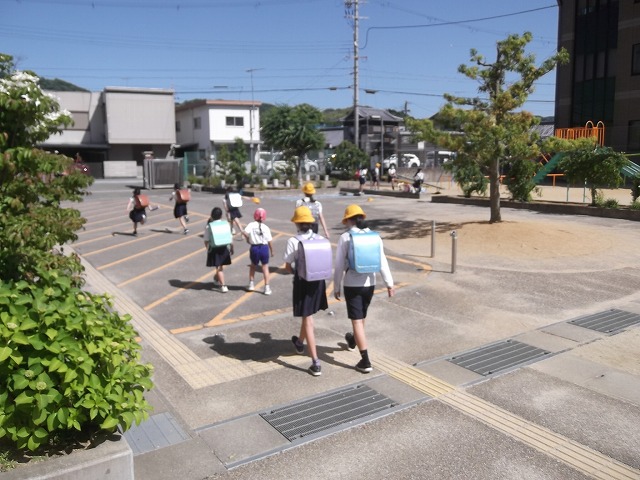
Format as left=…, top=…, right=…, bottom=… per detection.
left=73, top=179, right=640, bottom=480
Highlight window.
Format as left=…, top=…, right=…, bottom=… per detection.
left=68, top=111, right=89, bottom=130
left=633, top=44, right=640, bottom=75
left=175, top=120, right=181, bottom=133
left=226, top=116, right=244, bottom=127
left=193, top=117, right=201, bottom=130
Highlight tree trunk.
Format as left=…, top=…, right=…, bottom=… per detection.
left=489, top=157, right=502, bottom=223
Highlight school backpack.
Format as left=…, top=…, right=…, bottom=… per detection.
left=134, top=194, right=150, bottom=209
left=208, top=220, right=232, bottom=248
left=177, top=189, right=191, bottom=203
left=348, top=229, right=382, bottom=273
left=227, top=192, right=243, bottom=208
left=296, top=234, right=333, bottom=281
left=301, top=199, right=320, bottom=221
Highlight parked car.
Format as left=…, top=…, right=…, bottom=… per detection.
left=426, top=150, right=456, bottom=167
left=382, top=153, right=420, bottom=169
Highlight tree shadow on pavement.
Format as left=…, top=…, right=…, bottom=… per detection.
left=367, top=218, right=463, bottom=240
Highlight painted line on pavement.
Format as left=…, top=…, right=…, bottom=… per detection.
left=143, top=248, right=252, bottom=311
left=98, top=234, right=193, bottom=270
left=118, top=247, right=204, bottom=288
left=83, top=232, right=165, bottom=256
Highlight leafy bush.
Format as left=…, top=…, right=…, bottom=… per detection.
left=504, top=158, right=539, bottom=202
left=631, top=174, right=640, bottom=202
left=0, top=271, right=153, bottom=451
left=600, top=198, right=619, bottom=209
left=630, top=200, right=640, bottom=211
left=0, top=54, right=154, bottom=455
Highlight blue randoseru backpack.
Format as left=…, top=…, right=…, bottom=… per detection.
left=296, top=234, right=333, bottom=281
left=348, top=229, right=381, bottom=273
left=208, top=220, right=232, bottom=248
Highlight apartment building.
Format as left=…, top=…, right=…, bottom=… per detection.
left=555, top=0, right=640, bottom=153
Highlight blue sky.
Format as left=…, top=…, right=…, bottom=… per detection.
left=0, top=0, right=560, bottom=118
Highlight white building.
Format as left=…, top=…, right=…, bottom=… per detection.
left=175, top=99, right=261, bottom=167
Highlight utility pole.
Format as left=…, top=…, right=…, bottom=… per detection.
left=246, top=68, right=262, bottom=168
left=346, top=0, right=360, bottom=150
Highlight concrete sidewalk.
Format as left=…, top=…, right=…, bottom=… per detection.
left=76, top=180, right=640, bottom=480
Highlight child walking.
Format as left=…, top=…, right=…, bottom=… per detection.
left=243, top=208, right=274, bottom=295
left=333, top=204, right=394, bottom=373
left=169, top=183, right=189, bottom=234
left=204, top=207, right=234, bottom=293
left=283, top=206, right=329, bottom=376
left=295, top=182, right=330, bottom=238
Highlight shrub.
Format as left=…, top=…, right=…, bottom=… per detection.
left=601, top=198, right=619, bottom=209
left=630, top=200, right=640, bottom=211
left=0, top=271, right=153, bottom=451
left=504, top=158, right=539, bottom=202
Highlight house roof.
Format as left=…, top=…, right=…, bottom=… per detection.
left=342, top=107, right=403, bottom=123
left=175, top=99, right=262, bottom=111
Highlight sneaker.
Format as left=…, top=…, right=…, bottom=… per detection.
left=220, top=285, right=229, bottom=293
left=355, top=359, right=372, bottom=373
left=212, top=274, right=219, bottom=286
left=291, top=336, right=304, bottom=355
left=308, top=363, right=322, bottom=377
left=248, top=281, right=255, bottom=291
left=132, top=231, right=137, bottom=236
left=264, top=285, right=272, bottom=295
left=183, top=228, right=189, bottom=235
left=345, top=332, right=357, bottom=351
left=185, top=215, right=190, bottom=223
left=231, top=228, right=236, bottom=235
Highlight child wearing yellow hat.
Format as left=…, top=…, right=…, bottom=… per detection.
left=295, top=182, right=330, bottom=239
left=333, top=204, right=394, bottom=373
left=283, top=206, right=329, bottom=376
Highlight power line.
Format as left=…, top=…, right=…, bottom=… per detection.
left=361, top=5, right=557, bottom=49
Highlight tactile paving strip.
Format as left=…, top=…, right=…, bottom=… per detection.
left=447, top=339, right=551, bottom=376
left=568, top=309, right=640, bottom=333
left=260, top=385, right=396, bottom=441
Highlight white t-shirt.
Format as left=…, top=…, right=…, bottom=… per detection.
left=244, top=221, right=272, bottom=245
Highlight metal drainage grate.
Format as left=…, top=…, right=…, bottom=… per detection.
left=260, top=385, right=396, bottom=441
left=448, top=340, right=551, bottom=376
left=568, top=309, right=640, bottom=334
left=123, top=412, right=190, bottom=455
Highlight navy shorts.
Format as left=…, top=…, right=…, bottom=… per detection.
left=344, top=286, right=375, bottom=320
left=249, top=244, right=270, bottom=265
left=228, top=208, right=242, bottom=220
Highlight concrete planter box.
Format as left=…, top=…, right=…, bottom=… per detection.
left=2, top=435, right=133, bottom=480
left=430, top=195, right=640, bottom=221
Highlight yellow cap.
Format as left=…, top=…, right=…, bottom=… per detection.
left=291, top=205, right=315, bottom=224
left=251, top=197, right=261, bottom=204
left=302, top=182, right=316, bottom=195
left=342, top=204, right=366, bottom=224
left=376, top=163, right=381, bottom=167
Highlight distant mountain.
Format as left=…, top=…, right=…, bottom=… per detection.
left=39, top=78, right=89, bottom=92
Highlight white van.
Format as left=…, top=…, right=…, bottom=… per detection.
left=426, top=151, right=456, bottom=167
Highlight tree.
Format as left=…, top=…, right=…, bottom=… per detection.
left=558, top=145, right=627, bottom=206
left=0, top=54, right=91, bottom=282
left=408, top=32, right=569, bottom=223
left=0, top=53, right=152, bottom=453
left=333, top=140, right=368, bottom=175
left=261, top=104, right=324, bottom=182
